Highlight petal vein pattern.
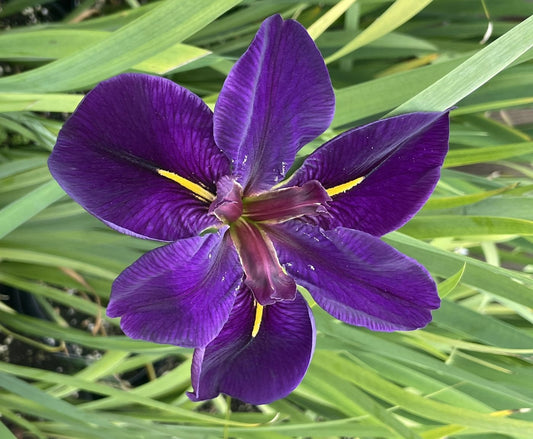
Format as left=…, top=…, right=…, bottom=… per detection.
left=269, top=222, right=440, bottom=331
left=48, top=73, right=230, bottom=241
left=107, top=231, right=242, bottom=348
left=288, top=112, right=450, bottom=236
left=214, top=15, right=334, bottom=193
left=188, top=288, right=315, bottom=405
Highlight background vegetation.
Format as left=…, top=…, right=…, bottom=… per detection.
left=1, top=0, right=533, bottom=437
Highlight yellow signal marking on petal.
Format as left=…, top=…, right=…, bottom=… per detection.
left=157, top=169, right=215, bottom=202
left=252, top=303, right=264, bottom=338
left=326, top=176, right=365, bottom=197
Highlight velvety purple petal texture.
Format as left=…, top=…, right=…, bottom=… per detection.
left=269, top=222, right=440, bottom=331
left=107, top=231, right=242, bottom=348
left=48, top=73, right=231, bottom=241
left=188, top=287, right=315, bottom=404
left=214, top=14, right=334, bottom=194
left=288, top=112, right=449, bottom=236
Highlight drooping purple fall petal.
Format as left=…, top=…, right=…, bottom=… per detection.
left=287, top=112, right=450, bottom=236
left=214, top=14, right=335, bottom=194
left=49, top=73, right=230, bottom=241
left=269, top=222, right=439, bottom=331
left=188, top=286, right=315, bottom=404
left=107, top=231, right=242, bottom=348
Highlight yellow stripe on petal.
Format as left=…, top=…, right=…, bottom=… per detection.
left=157, top=169, right=215, bottom=202
left=252, top=302, right=264, bottom=338
left=326, top=176, right=365, bottom=197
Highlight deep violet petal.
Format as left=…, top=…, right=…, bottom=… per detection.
left=188, top=286, right=315, bottom=404
left=287, top=112, right=450, bottom=236
left=107, top=230, right=242, bottom=348
left=269, top=222, right=440, bottom=331
left=48, top=73, right=231, bottom=241
left=214, top=14, right=334, bottom=194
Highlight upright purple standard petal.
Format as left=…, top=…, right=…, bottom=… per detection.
left=288, top=112, right=450, bottom=236
left=269, top=222, right=439, bottom=331
left=107, top=231, right=242, bottom=348
left=188, top=287, right=315, bottom=404
left=49, top=73, right=231, bottom=241
left=214, top=14, right=335, bottom=194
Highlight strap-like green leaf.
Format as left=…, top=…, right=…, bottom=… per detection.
left=325, top=0, right=433, bottom=63
left=0, top=179, right=65, bottom=240
left=392, top=15, right=533, bottom=113
left=0, top=0, right=240, bottom=92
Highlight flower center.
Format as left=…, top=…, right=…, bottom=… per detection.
left=208, top=176, right=330, bottom=305
left=208, top=176, right=243, bottom=223
left=209, top=176, right=331, bottom=225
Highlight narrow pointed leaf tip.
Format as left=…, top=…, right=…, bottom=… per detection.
left=48, top=13, right=449, bottom=405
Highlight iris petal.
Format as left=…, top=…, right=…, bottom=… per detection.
left=269, top=222, right=439, bottom=331
left=188, top=286, right=315, bottom=404
left=49, top=73, right=230, bottom=241
left=213, top=14, right=334, bottom=194
left=107, top=231, right=242, bottom=348
left=287, top=112, right=450, bottom=236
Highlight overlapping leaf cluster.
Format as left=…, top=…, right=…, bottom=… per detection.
left=0, top=1, right=532, bottom=438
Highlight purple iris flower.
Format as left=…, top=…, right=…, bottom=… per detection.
left=48, top=15, right=449, bottom=404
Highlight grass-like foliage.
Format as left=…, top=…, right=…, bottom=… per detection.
left=1, top=0, right=533, bottom=438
